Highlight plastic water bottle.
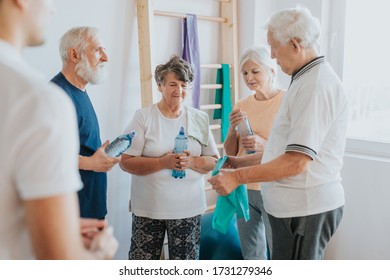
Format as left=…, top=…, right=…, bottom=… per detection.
left=104, top=131, right=137, bottom=157
left=236, top=117, right=255, bottom=154
left=172, top=127, right=188, bottom=179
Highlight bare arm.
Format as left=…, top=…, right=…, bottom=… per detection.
left=79, top=141, right=120, bottom=172
left=226, top=152, right=263, bottom=168
left=223, top=109, right=242, bottom=156
left=209, top=152, right=311, bottom=196
left=223, top=127, right=239, bottom=156
left=120, top=152, right=180, bottom=176
left=24, top=193, right=118, bottom=259
left=236, top=152, right=311, bottom=184
left=181, top=153, right=219, bottom=174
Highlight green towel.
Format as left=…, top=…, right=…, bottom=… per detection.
left=213, top=64, right=232, bottom=142
left=211, top=156, right=250, bottom=234
left=187, top=105, right=209, bottom=146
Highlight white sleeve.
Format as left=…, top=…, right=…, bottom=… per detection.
left=14, top=88, right=82, bottom=199
left=286, top=83, right=334, bottom=160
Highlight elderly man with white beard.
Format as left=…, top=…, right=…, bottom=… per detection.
left=51, top=26, right=120, bottom=220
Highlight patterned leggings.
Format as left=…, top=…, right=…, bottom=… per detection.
left=128, top=214, right=201, bottom=260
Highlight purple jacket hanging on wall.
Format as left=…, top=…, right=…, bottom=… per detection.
left=182, top=14, right=201, bottom=109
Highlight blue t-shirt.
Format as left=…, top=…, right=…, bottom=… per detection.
left=51, top=72, right=107, bottom=219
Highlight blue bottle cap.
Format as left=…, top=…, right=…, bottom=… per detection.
left=130, top=130, right=137, bottom=138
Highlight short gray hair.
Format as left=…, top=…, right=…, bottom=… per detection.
left=154, top=55, right=194, bottom=85
left=59, top=26, right=99, bottom=63
left=266, top=5, right=321, bottom=50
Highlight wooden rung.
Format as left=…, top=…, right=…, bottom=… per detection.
left=201, top=84, right=222, bottom=89
left=189, top=84, right=222, bottom=90
left=154, top=10, right=227, bottom=23
left=201, top=64, right=231, bottom=69
left=200, top=104, right=221, bottom=110
left=216, top=143, right=224, bottom=149
left=189, top=84, right=231, bottom=90
left=209, top=124, right=221, bottom=130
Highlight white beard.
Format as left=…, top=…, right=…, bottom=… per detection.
left=75, top=54, right=107, bottom=85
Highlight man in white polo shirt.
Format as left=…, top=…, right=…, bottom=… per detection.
left=209, top=5, right=348, bottom=259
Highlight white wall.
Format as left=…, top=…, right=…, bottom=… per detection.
left=325, top=154, right=390, bottom=259
left=21, top=0, right=390, bottom=260
left=237, top=0, right=275, bottom=98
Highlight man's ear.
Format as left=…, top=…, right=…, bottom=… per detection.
left=68, top=48, right=80, bottom=63
left=290, top=38, right=301, bottom=53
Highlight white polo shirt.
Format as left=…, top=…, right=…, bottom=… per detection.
left=261, top=57, right=348, bottom=218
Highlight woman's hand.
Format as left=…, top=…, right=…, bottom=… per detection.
left=223, top=156, right=239, bottom=169
left=179, top=151, right=218, bottom=174
left=229, top=109, right=246, bottom=131
left=160, top=151, right=183, bottom=170
left=241, top=134, right=267, bottom=153
left=178, top=150, right=192, bottom=170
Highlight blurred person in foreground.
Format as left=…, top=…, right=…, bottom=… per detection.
left=0, top=0, right=117, bottom=259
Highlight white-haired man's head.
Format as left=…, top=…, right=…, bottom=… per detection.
left=59, top=26, right=108, bottom=84
left=266, top=5, right=321, bottom=51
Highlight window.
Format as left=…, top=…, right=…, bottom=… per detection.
left=342, top=0, right=390, bottom=143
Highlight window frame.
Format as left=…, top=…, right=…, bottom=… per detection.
left=324, top=0, right=390, bottom=158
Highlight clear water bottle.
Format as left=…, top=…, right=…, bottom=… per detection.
left=172, top=127, right=188, bottom=179
left=104, top=131, right=137, bottom=157
left=236, top=117, right=255, bottom=154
